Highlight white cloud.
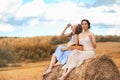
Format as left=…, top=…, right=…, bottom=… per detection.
left=0, top=0, right=22, bottom=13
left=21, top=1, right=120, bottom=36
left=15, top=0, right=47, bottom=19
left=0, top=0, right=22, bottom=21
left=0, top=0, right=7, bottom=13
left=0, top=0, right=120, bottom=36
left=117, top=0, right=120, bottom=3
left=106, top=26, right=120, bottom=35
left=0, top=15, right=2, bottom=19
left=45, top=2, right=120, bottom=26
left=19, top=20, right=68, bottom=37
left=29, top=18, right=40, bottom=27
left=6, top=0, right=22, bottom=14
left=91, top=4, right=120, bottom=26
left=45, top=2, right=79, bottom=21
left=1, top=0, right=119, bottom=27
left=0, top=23, right=15, bottom=32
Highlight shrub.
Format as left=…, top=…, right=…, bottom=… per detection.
left=50, top=36, right=70, bottom=45
left=0, top=58, right=7, bottom=67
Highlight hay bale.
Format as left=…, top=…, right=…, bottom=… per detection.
left=42, top=55, right=120, bottom=80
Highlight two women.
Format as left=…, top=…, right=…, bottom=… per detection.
left=42, top=23, right=82, bottom=76
left=58, top=19, right=96, bottom=80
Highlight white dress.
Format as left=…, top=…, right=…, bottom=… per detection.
left=62, top=36, right=95, bottom=69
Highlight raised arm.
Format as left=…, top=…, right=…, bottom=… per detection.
left=60, top=24, right=72, bottom=37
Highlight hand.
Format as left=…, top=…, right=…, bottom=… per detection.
left=89, top=34, right=92, bottom=41
left=61, top=48, right=66, bottom=51
left=66, top=23, right=72, bottom=29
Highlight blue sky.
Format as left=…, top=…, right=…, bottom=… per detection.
left=0, top=0, right=120, bottom=37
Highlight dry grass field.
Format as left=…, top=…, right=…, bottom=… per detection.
left=0, top=42, right=120, bottom=80
left=95, top=42, right=120, bottom=70
left=0, top=61, right=50, bottom=80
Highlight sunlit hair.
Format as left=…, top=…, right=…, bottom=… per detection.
left=81, top=19, right=91, bottom=29
left=74, top=24, right=82, bottom=35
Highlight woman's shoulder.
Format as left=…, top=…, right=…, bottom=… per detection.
left=78, top=32, right=83, bottom=36
left=78, top=31, right=95, bottom=37
left=78, top=33, right=83, bottom=38
left=89, top=32, right=95, bottom=36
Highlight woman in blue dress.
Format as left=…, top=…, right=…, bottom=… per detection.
left=42, top=23, right=82, bottom=76
left=58, top=19, right=96, bottom=80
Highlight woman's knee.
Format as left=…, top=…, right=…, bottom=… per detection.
left=52, top=53, right=55, bottom=56
left=52, top=53, right=56, bottom=58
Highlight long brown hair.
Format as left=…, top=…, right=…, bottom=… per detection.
left=74, top=24, right=82, bottom=35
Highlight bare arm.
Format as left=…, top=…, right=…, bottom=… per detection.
left=89, top=33, right=96, bottom=48
left=60, top=24, right=72, bottom=37
left=61, top=35, right=78, bottom=51
left=61, top=47, right=69, bottom=51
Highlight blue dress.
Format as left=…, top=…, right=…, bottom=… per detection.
left=54, top=35, right=74, bottom=65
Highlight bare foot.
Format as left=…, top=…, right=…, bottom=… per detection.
left=54, top=62, right=61, bottom=66
left=42, top=69, right=52, bottom=76
left=58, top=76, right=66, bottom=80
left=58, top=73, right=67, bottom=80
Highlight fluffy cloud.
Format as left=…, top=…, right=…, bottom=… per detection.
left=106, top=26, right=120, bottom=35
left=0, top=0, right=120, bottom=36
left=17, top=0, right=120, bottom=36
left=0, top=0, right=22, bottom=21
left=93, top=0, right=118, bottom=7
left=44, top=2, right=120, bottom=26
left=87, top=5, right=119, bottom=25
left=29, top=18, right=40, bottom=27
left=0, top=23, right=15, bottom=32
left=45, top=2, right=79, bottom=21
left=15, top=0, right=47, bottom=19
left=1, top=0, right=120, bottom=27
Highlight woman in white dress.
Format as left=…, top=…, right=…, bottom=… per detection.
left=42, top=24, right=82, bottom=76
left=58, top=19, right=96, bottom=80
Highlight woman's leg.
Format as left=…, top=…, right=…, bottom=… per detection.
left=58, top=67, right=74, bottom=80
left=43, top=53, right=57, bottom=76
left=54, top=61, right=61, bottom=66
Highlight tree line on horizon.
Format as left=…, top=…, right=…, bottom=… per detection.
left=0, top=35, right=120, bottom=67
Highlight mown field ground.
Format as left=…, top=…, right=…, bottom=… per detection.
left=0, top=42, right=120, bottom=80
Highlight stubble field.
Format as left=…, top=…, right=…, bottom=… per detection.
left=0, top=42, right=120, bottom=80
